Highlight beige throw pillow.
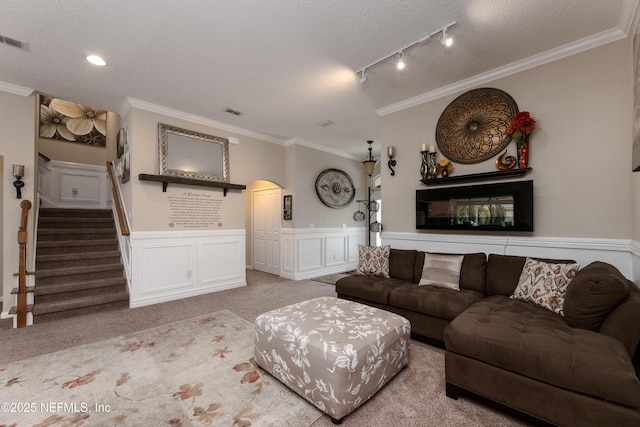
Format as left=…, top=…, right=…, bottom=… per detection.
left=419, top=253, right=464, bottom=291
left=511, top=257, right=580, bottom=316
left=355, top=245, right=391, bottom=278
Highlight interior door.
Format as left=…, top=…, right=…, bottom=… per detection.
left=252, top=187, right=281, bottom=275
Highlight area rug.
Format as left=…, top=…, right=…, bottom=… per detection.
left=0, top=310, right=322, bottom=426
left=309, top=271, right=354, bottom=285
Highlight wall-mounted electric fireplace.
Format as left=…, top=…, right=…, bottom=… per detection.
left=416, top=180, right=533, bottom=232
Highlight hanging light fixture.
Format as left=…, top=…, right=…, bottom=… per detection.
left=363, top=140, right=377, bottom=176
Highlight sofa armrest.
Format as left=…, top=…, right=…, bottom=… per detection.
left=599, top=284, right=640, bottom=358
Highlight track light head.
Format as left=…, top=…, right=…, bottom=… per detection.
left=441, top=27, right=453, bottom=47
left=359, top=69, right=367, bottom=83
left=396, top=51, right=405, bottom=70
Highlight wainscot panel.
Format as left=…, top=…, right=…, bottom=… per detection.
left=130, top=230, right=246, bottom=307
left=38, top=159, right=110, bottom=209
left=384, top=232, right=634, bottom=281
left=280, top=227, right=366, bottom=280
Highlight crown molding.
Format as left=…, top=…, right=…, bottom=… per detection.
left=119, top=97, right=286, bottom=145
left=376, top=27, right=628, bottom=117
left=0, top=81, right=34, bottom=97
left=286, top=137, right=361, bottom=161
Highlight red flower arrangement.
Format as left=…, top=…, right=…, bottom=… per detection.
left=505, top=111, right=536, bottom=145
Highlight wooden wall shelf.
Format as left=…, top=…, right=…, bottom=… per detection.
left=138, top=174, right=246, bottom=196
left=420, top=167, right=532, bottom=186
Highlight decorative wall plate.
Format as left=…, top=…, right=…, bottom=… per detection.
left=315, top=168, right=355, bottom=209
left=435, top=88, right=518, bottom=164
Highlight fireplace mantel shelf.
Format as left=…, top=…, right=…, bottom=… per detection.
left=138, top=174, right=246, bottom=196
left=420, top=167, right=532, bottom=186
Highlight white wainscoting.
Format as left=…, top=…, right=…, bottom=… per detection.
left=631, top=240, right=640, bottom=286
left=280, top=227, right=367, bottom=280
left=38, top=159, right=110, bottom=209
left=130, top=230, right=246, bottom=307
left=384, top=232, right=635, bottom=281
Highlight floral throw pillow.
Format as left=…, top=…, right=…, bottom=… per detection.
left=510, top=257, right=580, bottom=316
left=355, top=245, right=391, bottom=278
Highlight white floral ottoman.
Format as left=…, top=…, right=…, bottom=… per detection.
left=253, top=296, right=410, bottom=424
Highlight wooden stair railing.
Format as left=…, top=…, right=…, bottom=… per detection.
left=9, top=200, right=33, bottom=328
left=106, top=161, right=130, bottom=236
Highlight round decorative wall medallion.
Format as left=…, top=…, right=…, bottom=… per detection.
left=315, top=168, right=355, bottom=209
left=435, top=88, right=518, bottom=164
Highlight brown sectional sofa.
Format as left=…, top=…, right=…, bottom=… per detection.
left=335, top=249, right=640, bottom=426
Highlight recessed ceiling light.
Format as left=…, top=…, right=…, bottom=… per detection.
left=86, top=55, right=106, bottom=66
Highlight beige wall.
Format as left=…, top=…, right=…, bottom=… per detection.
left=286, top=144, right=369, bottom=230
left=381, top=39, right=633, bottom=240
left=127, top=108, right=286, bottom=232
left=1, top=91, right=36, bottom=310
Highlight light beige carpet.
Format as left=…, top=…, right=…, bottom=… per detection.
left=0, top=310, right=322, bottom=426
left=310, top=272, right=354, bottom=286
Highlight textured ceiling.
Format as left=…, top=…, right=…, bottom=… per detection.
left=0, top=0, right=637, bottom=158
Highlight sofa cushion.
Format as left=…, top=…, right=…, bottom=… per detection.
left=336, top=275, right=408, bottom=305
left=486, top=254, right=577, bottom=296
left=389, top=284, right=484, bottom=321
left=444, top=295, right=640, bottom=408
left=355, top=245, right=390, bottom=278
left=564, top=262, right=630, bottom=332
left=419, top=253, right=464, bottom=290
left=459, top=253, right=487, bottom=294
left=389, top=249, right=417, bottom=282
left=510, top=257, right=580, bottom=316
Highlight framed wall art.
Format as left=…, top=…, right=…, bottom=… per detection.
left=117, top=128, right=126, bottom=158
left=283, top=195, right=292, bottom=220
left=39, top=95, right=107, bottom=147
left=121, top=151, right=131, bottom=183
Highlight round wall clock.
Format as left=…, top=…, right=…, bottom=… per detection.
left=435, top=87, right=519, bottom=164
left=315, top=168, right=356, bottom=209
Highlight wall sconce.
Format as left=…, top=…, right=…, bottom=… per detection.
left=387, top=146, right=397, bottom=176
left=12, top=164, right=25, bottom=199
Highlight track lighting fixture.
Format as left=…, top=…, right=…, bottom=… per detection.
left=396, top=51, right=405, bottom=70
left=359, top=69, right=367, bottom=83
left=356, top=21, right=456, bottom=83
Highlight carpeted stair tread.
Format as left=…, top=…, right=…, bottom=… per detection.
left=37, top=250, right=121, bottom=263
left=36, top=263, right=123, bottom=279
left=39, top=208, right=113, bottom=218
left=37, top=238, right=118, bottom=248
left=38, top=217, right=115, bottom=229
left=32, top=289, right=129, bottom=316
left=34, top=277, right=127, bottom=296
left=38, top=227, right=116, bottom=241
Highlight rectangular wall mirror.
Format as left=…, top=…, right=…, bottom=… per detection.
left=158, top=123, right=230, bottom=183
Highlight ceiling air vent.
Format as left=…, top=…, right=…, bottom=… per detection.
left=225, top=107, right=244, bottom=116
left=0, top=34, right=28, bottom=50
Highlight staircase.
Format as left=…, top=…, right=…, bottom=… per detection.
left=33, top=208, right=129, bottom=323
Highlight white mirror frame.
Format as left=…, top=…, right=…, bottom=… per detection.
left=158, top=123, right=230, bottom=183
